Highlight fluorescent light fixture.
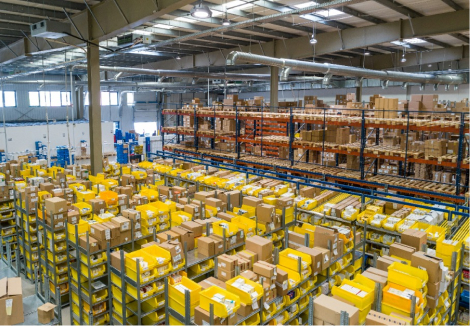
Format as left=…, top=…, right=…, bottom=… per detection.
left=226, top=1, right=254, bottom=10
left=309, top=36, right=317, bottom=44
left=316, top=9, right=343, bottom=17
left=294, top=1, right=318, bottom=9
left=131, top=50, right=161, bottom=56
left=222, top=18, right=231, bottom=26
left=403, top=38, right=426, bottom=44
left=153, top=23, right=175, bottom=29
left=176, top=55, right=181, bottom=60
left=136, top=30, right=154, bottom=35
left=364, top=48, right=370, bottom=55
left=190, top=1, right=212, bottom=18
left=175, top=17, right=197, bottom=23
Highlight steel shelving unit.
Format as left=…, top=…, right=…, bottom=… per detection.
left=161, top=105, right=469, bottom=200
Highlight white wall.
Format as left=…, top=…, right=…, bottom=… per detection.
left=0, top=121, right=115, bottom=159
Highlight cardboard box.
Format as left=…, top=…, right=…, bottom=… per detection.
left=37, top=302, right=56, bottom=324
left=287, top=231, right=307, bottom=249
left=198, top=237, right=215, bottom=257
left=111, top=216, right=131, bottom=232
left=389, top=243, right=416, bottom=261
left=194, top=306, right=224, bottom=325
left=172, top=226, right=195, bottom=251
left=376, top=256, right=402, bottom=271
left=296, top=246, right=323, bottom=276
left=362, top=271, right=387, bottom=287
left=314, top=226, right=339, bottom=257
left=159, top=241, right=183, bottom=266
left=246, top=236, right=273, bottom=261
left=181, top=221, right=203, bottom=238
left=0, top=277, right=24, bottom=325
left=401, top=229, right=427, bottom=252
left=366, top=310, right=410, bottom=325
left=198, top=277, right=227, bottom=290
left=257, top=204, right=275, bottom=223
left=90, top=224, right=111, bottom=241
left=45, top=197, right=67, bottom=214
left=313, top=294, right=359, bottom=325
left=110, top=250, right=124, bottom=271
left=253, top=262, right=275, bottom=280
left=88, top=198, right=107, bottom=215
left=79, top=236, right=99, bottom=253
left=365, top=267, right=388, bottom=278
left=209, top=235, right=224, bottom=255
left=156, top=230, right=180, bottom=244
left=67, top=210, right=80, bottom=225
left=217, top=254, right=237, bottom=272
left=411, top=252, right=443, bottom=283
left=313, top=247, right=331, bottom=269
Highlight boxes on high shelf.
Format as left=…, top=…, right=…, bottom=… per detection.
left=335, top=127, right=350, bottom=144
left=223, top=119, right=236, bottom=132
left=422, top=94, right=438, bottom=111
left=346, top=155, right=359, bottom=170
left=325, top=126, right=337, bottom=143
left=300, top=130, right=312, bottom=141
left=311, top=129, right=324, bottom=142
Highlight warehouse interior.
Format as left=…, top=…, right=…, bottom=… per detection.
left=0, top=0, right=468, bottom=325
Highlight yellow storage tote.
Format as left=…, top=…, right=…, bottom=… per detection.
left=382, top=282, right=424, bottom=316
left=387, top=262, right=428, bottom=290
left=213, top=220, right=239, bottom=237
left=98, top=190, right=118, bottom=206
left=279, top=248, right=312, bottom=271
left=168, top=277, right=202, bottom=317
left=125, top=249, right=158, bottom=282
left=226, top=276, right=263, bottom=305
left=141, top=245, right=172, bottom=276
left=200, top=286, right=241, bottom=318
left=73, top=202, right=93, bottom=215
left=331, top=274, right=375, bottom=310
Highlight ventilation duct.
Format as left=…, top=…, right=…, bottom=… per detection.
left=226, top=52, right=465, bottom=85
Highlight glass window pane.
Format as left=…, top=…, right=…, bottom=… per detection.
left=40, top=91, right=51, bottom=107
left=134, top=122, right=157, bottom=136
left=101, top=91, right=110, bottom=106
left=29, top=92, right=40, bottom=106
left=61, top=92, right=70, bottom=106
left=50, top=91, right=61, bottom=106
left=84, top=92, right=89, bottom=106
left=0, top=92, right=3, bottom=107
left=4, top=91, right=16, bottom=107
left=127, top=93, right=134, bottom=105
left=110, top=92, right=118, bottom=106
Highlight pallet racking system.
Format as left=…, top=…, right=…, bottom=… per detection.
left=160, top=105, right=469, bottom=202
left=0, top=196, right=20, bottom=277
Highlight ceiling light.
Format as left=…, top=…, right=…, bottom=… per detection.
left=294, top=1, right=318, bottom=9
left=222, top=18, right=231, bottom=25
left=316, top=9, right=343, bottom=17
left=401, top=53, right=406, bottom=63
left=190, top=1, right=212, bottom=19
left=176, top=55, right=181, bottom=60
left=428, top=64, right=432, bottom=67
left=153, top=24, right=175, bottom=29
left=364, top=48, right=370, bottom=56
left=403, top=38, right=426, bottom=44
left=391, top=40, right=410, bottom=48
left=309, top=36, right=317, bottom=44
left=175, top=17, right=197, bottom=23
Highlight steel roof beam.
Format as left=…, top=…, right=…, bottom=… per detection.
left=0, top=2, right=66, bottom=19
left=14, top=0, right=86, bottom=12
left=438, top=0, right=463, bottom=11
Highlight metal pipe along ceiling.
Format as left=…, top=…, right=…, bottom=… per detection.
left=226, top=52, right=466, bottom=85
left=72, top=65, right=325, bottom=82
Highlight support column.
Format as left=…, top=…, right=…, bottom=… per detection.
left=270, top=66, right=279, bottom=111
left=355, top=85, right=362, bottom=103
left=87, top=39, right=103, bottom=175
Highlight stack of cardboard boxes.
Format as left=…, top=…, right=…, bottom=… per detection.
left=424, top=139, right=448, bottom=157
left=0, top=277, right=24, bottom=325
left=374, top=97, right=399, bottom=119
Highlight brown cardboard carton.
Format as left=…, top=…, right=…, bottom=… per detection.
left=156, top=230, right=180, bottom=244
left=287, top=231, right=307, bottom=249
left=246, top=235, right=273, bottom=261
left=389, top=243, right=416, bottom=261
left=362, top=271, right=387, bottom=287
left=299, top=186, right=321, bottom=198
left=314, top=226, right=339, bottom=257
left=366, top=310, right=410, bottom=325
left=102, top=222, right=120, bottom=239
left=313, top=294, right=359, bottom=325
left=110, top=250, right=124, bottom=270
left=0, top=277, right=24, bottom=325
left=88, top=198, right=107, bottom=215
left=90, top=224, right=111, bottom=241
left=159, top=241, right=183, bottom=266
left=242, top=196, right=263, bottom=207
left=216, top=212, right=236, bottom=222
left=313, top=247, right=331, bottom=269
left=45, top=197, right=67, bottom=214
left=376, top=256, right=402, bottom=271
left=411, top=252, right=443, bottom=283
left=365, top=267, right=388, bottom=278
left=38, top=302, right=56, bottom=324
left=401, top=229, right=427, bottom=252
left=253, top=262, right=275, bottom=280
left=111, top=216, right=131, bottom=232
left=296, top=246, right=323, bottom=276
left=194, top=306, right=224, bottom=325
left=209, top=235, right=224, bottom=255
left=67, top=210, right=80, bottom=225
left=79, top=236, right=99, bottom=253
left=217, top=254, right=237, bottom=272
left=257, top=204, right=276, bottom=223
left=172, top=226, right=195, bottom=251
left=198, top=237, right=215, bottom=257
left=181, top=221, right=203, bottom=237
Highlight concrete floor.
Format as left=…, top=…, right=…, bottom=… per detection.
left=0, top=259, right=71, bottom=325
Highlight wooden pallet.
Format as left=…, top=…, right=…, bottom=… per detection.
left=438, top=154, right=458, bottom=163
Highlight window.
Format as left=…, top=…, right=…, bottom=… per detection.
left=84, top=91, right=119, bottom=106
left=0, top=91, right=17, bottom=107
left=127, top=93, right=134, bottom=105
left=29, top=91, right=71, bottom=107
left=134, top=122, right=157, bottom=136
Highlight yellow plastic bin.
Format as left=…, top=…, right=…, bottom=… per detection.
left=200, top=286, right=241, bottom=318
left=226, top=276, right=263, bottom=305
left=382, top=283, right=424, bottom=317
left=388, top=262, right=428, bottom=290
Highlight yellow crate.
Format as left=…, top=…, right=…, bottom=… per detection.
left=80, top=252, right=106, bottom=266
left=226, top=276, right=263, bottom=305
left=436, top=238, right=461, bottom=256
left=47, top=230, right=66, bottom=241
left=213, top=220, right=239, bottom=237
left=125, top=250, right=158, bottom=282
left=279, top=248, right=312, bottom=271
left=111, top=285, right=133, bottom=304
left=200, top=286, right=241, bottom=318
left=73, top=202, right=93, bottom=215
left=67, top=219, right=89, bottom=242
left=110, top=272, right=159, bottom=299
left=233, top=216, right=258, bottom=238
left=285, top=288, right=301, bottom=306
left=277, top=264, right=302, bottom=289
left=382, top=283, right=424, bottom=316
left=72, top=264, right=106, bottom=282
left=246, top=312, right=260, bottom=326
left=78, top=283, right=108, bottom=304
left=47, top=250, right=68, bottom=263
left=112, top=299, right=134, bottom=319
left=169, top=276, right=201, bottom=306
left=140, top=188, right=159, bottom=201
left=331, top=275, right=375, bottom=310
left=171, top=211, right=192, bottom=226
left=73, top=303, right=109, bottom=325
left=189, top=259, right=214, bottom=276
left=132, top=171, right=147, bottom=180
left=388, top=262, right=428, bottom=290
left=426, top=225, right=446, bottom=241
left=169, top=299, right=198, bottom=318
left=98, top=190, right=118, bottom=206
